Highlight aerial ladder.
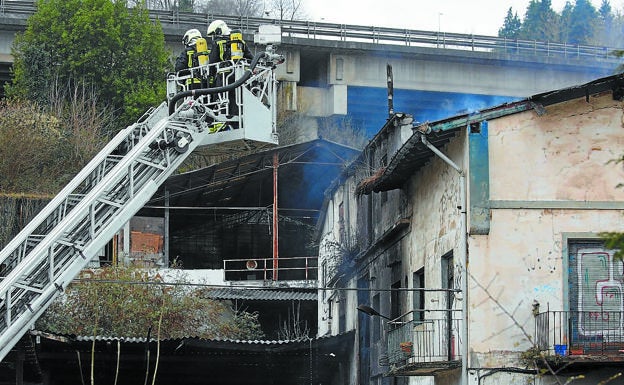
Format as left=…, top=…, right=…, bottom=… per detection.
left=0, top=26, right=284, bottom=362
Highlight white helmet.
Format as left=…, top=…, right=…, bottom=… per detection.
left=182, top=28, right=202, bottom=47
left=207, top=19, right=230, bottom=36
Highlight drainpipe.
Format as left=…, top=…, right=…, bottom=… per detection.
left=419, top=132, right=469, bottom=385
left=272, top=152, right=279, bottom=280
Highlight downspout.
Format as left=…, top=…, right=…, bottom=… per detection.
left=272, top=152, right=279, bottom=280
left=419, top=133, right=469, bottom=385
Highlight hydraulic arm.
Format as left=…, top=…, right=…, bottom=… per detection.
left=0, top=44, right=283, bottom=362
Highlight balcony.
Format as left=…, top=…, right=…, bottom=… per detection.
left=535, top=310, right=624, bottom=362
left=385, top=309, right=462, bottom=375
left=223, top=256, right=318, bottom=282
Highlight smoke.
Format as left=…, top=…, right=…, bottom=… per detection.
left=347, top=86, right=518, bottom=137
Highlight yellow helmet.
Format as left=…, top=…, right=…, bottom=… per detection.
left=207, top=20, right=230, bottom=36
left=182, top=29, right=202, bottom=47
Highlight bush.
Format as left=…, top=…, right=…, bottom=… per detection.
left=37, top=266, right=264, bottom=340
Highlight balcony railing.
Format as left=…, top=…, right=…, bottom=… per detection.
left=386, top=309, right=462, bottom=374
left=536, top=310, right=624, bottom=357
left=223, top=256, right=317, bottom=282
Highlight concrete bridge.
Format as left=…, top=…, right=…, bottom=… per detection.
left=1, top=1, right=622, bottom=134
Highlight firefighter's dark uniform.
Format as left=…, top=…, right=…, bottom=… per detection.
left=208, top=34, right=254, bottom=116
left=175, top=45, right=203, bottom=89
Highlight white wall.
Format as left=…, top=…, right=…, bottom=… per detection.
left=469, top=94, right=624, bottom=374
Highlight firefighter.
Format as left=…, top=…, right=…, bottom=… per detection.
left=206, top=20, right=253, bottom=119
left=175, top=28, right=206, bottom=89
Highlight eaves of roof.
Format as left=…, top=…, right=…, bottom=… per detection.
left=31, top=329, right=353, bottom=352
left=366, top=73, right=624, bottom=193
left=206, top=287, right=317, bottom=301
left=142, top=138, right=359, bottom=212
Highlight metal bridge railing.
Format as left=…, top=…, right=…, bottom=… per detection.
left=1, top=0, right=622, bottom=61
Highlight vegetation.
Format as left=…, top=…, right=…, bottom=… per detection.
left=600, top=154, right=624, bottom=260
left=129, top=0, right=307, bottom=19
left=6, top=0, right=171, bottom=130
left=603, top=231, right=624, bottom=260
left=37, top=265, right=265, bottom=339
left=498, top=0, right=624, bottom=46
left=0, top=91, right=111, bottom=195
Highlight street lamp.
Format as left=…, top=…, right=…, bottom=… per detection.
left=437, top=12, right=444, bottom=48
left=438, top=12, right=443, bottom=34
left=357, top=304, right=392, bottom=320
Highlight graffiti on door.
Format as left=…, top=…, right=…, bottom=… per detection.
left=577, top=248, right=623, bottom=338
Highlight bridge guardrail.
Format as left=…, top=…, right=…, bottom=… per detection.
left=1, top=0, right=622, bottom=61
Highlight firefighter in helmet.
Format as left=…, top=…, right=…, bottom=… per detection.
left=175, top=28, right=206, bottom=89
left=206, top=20, right=253, bottom=118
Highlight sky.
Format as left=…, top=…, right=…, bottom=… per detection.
left=305, top=0, right=624, bottom=36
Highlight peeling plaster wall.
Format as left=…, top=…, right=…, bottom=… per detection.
left=398, top=131, right=466, bottom=385
left=317, top=172, right=366, bottom=385
left=318, top=174, right=361, bottom=337
left=405, top=131, right=466, bottom=309
left=488, top=95, right=624, bottom=202
left=469, top=93, right=624, bottom=369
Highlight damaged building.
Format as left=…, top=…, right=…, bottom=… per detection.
left=318, top=74, right=624, bottom=385
left=3, top=139, right=359, bottom=385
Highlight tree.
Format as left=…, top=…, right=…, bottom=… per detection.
left=0, top=86, right=112, bottom=195
left=133, top=0, right=195, bottom=11
left=601, top=152, right=624, bottom=260
left=591, top=0, right=621, bottom=46
left=558, top=1, right=574, bottom=43
left=266, top=0, right=307, bottom=21
left=519, top=0, right=560, bottom=42
left=498, top=7, right=522, bottom=39
left=598, top=0, right=613, bottom=24
left=0, top=100, right=67, bottom=194
left=567, top=0, right=598, bottom=44
left=198, top=0, right=265, bottom=17
left=6, top=0, right=171, bottom=130
left=36, top=265, right=265, bottom=339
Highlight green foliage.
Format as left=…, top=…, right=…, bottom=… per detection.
left=497, top=0, right=624, bottom=47
left=0, top=100, right=64, bottom=193
left=601, top=153, right=624, bottom=260
left=0, top=91, right=111, bottom=194
left=498, top=7, right=522, bottom=39
left=199, top=0, right=265, bottom=16
left=0, top=196, right=49, bottom=249
left=6, top=0, right=171, bottom=130
left=568, top=0, right=598, bottom=44
left=601, top=232, right=624, bottom=260
left=519, top=0, right=560, bottom=42
left=558, top=1, right=574, bottom=43
left=36, top=266, right=265, bottom=339
left=519, top=345, right=543, bottom=367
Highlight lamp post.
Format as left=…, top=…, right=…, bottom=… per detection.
left=437, top=13, right=443, bottom=48
left=438, top=12, right=443, bottom=34
left=357, top=304, right=392, bottom=320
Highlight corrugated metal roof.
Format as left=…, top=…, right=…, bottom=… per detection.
left=206, top=287, right=317, bottom=301
left=143, top=138, right=360, bottom=216
left=32, top=330, right=355, bottom=385
left=32, top=329, right=346, bottom=346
